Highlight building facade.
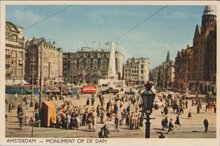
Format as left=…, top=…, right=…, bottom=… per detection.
left=152, top=61, right=175, bottom=91
left=63, top=47, right=124, bottom=85
left=189, top=6, right=216, bottom=94
left=25, top=37, right=63, bottom=86
left=5, top=21, right=25, bottom=84
left=175, top=45, right=193, bottom=91
left=124, top=57, right=149, bottom=86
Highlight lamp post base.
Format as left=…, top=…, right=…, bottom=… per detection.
left=145, top=112, right=151, bottom=138
left=30, top=101, right=33, bottom=107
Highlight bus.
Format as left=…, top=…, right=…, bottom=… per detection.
left=81, top=85, right=96, bottom=94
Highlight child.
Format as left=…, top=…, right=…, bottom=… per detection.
left=188, top=109, right=192, bottom=119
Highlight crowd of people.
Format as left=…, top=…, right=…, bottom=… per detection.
left=49, top=92, right=145, bottom=134
left=158, top=92, right=216, bottom=135
left=5, top=86, right=216, bottom=137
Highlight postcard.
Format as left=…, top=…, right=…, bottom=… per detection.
left=0, top=0, right=219, bottom=146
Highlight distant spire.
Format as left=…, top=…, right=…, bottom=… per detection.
left=166, top=51, right=170, bottom=62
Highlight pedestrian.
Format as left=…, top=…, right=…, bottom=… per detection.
left=98, top=124, right=110, bottom=138
left=18, top=113, right=24, bottom=130
left=161, top=116, right=168, bottom=130
left=35, top=111, right=41, bottom=127
left=175, top=114, right=181, bottom=127
left=81, top=111, right=86, bottom=126
left=114, top=114, right=119, bottom=132
left=34, top=102, right=39, bottom=110
left=188, top=109, right=192, bottom=119
left=214, top=104, right=216, bottom=113
left=100, top=108, right=106, bottom=124
left=203, top=118, right=209, bottom=133
left=96, top=105, right=100, bottom=117
left=76, top=114, right=81, bottom=130
left=65, top=113, right=71, bottom=130
left=17, top=104, right=23, bottom=119
left=167, top=119, right=175, bottom=134
left=163, top=106, right=168, bottom=116
left=185, top=100, right=188, bottom=109
left=91, top=96, right=95, bottom=106
left=76, top=93, right=80, bottom=100
left=197, top=104, right=200, bottom=114
left=98, top=127, right=105, bottom=138
left=86, top=98, right=90, bottom=105
left=158, top=132, right=165, bottom=138
left=205, top=104, right=209, bottom=112
left=103, top=124, right=110, bottom=138
left=8, top=101, right=12, bottom=112
left=87, top=113, right=93, bottom=130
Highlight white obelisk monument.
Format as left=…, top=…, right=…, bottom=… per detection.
left=98, top=42, right=125, bottom=87
left=108, top=42, right=117, bottom=80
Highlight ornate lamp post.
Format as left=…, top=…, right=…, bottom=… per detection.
left=141, top=81, right=155, bottom=138
left=30, top=47, right=34, bottom=107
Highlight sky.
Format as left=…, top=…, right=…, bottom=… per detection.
left=6, top=5, right=205, bottom=68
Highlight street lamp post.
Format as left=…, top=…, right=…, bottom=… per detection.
left=39, top=39, right=44, bottom=118
left=30, top=47, right=34, bottom=107
left=141, top=81, right=155, bottom=138
left=31, top=110, right=35, bottom=137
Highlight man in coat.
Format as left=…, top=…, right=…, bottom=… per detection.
left=203, top=118, right=209, bottom=133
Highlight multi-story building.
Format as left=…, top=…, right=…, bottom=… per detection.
left=173, top=6, right=216, bottom=94
left=166, top=60, right=175, bottom=87
left=149, top=68, right=159, bottom=84
left=63, top=47, right=124, bottom=85
left=124, top=57, right=149, bottom=86
left=25, top=37, right=63, bottom=86
left=175, top=45, right=193, bottom=91
left=190, top=6, right=216, bottom=93
left=5, top=21, right=25, bottom=84
left=150, top=51, right=175, bottom=91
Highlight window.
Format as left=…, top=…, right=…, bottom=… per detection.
left=93, top=59, right=97, bottom=64
left=86, top=60, right=91, bottom=64
left=12, top=35, right=17, bottom=42
left=6, top=33, right=9, bottom=40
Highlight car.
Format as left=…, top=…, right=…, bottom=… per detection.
left=101, top=87, right=119, bottom=95
left=125, top=89, right=135, bottom=95
left=184, top=94, right=196, bottom=99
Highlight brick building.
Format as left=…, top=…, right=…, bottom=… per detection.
left=190, top=6, right=216, bottom=93
left=175, top=45, right=193, bottom=91
left=25, top=37, right=63, bottom=86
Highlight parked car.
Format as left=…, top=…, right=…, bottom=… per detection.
left=184, top=93, right=196, bottom=99
left=125, top=89, right=135, bottom=95
left=101, top=87, right=119, bottom=95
